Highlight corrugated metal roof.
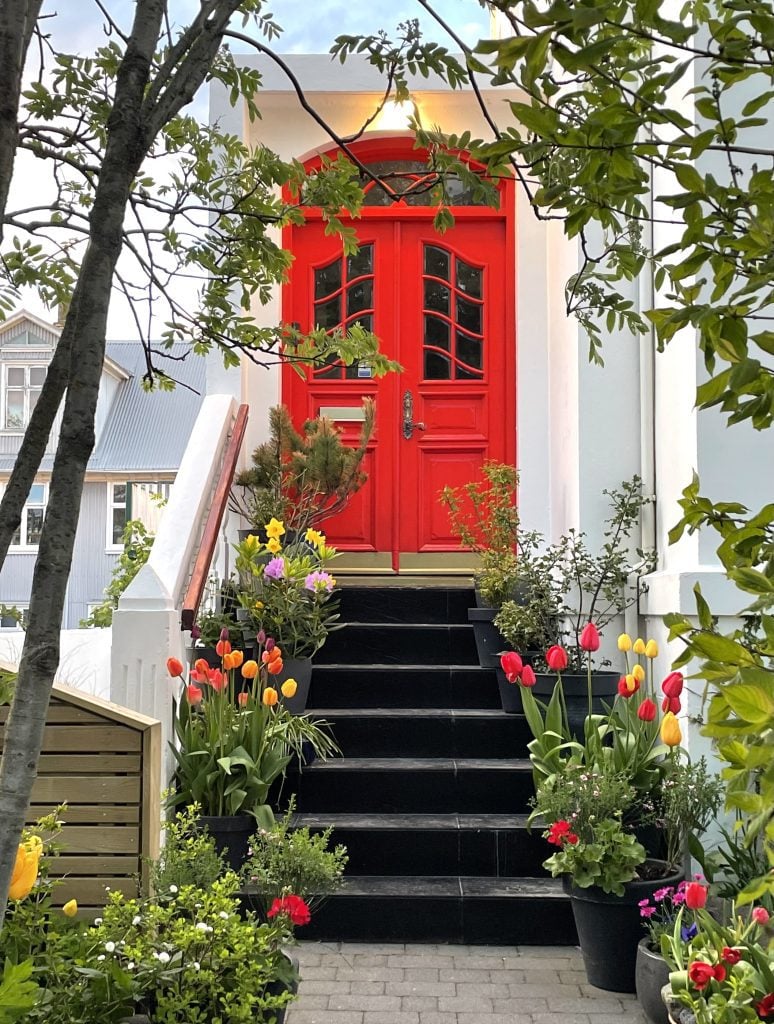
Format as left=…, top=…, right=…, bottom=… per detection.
left=89, top=343, right=205, bottom=471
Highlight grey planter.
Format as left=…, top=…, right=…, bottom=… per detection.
left=636, top=939, right=671, bottom=1024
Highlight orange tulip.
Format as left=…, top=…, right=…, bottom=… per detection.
left=237, top=691, right=249, bottom=708
left=262, top=687, right=279, bottom=706
left=230, top=649, right=244, bottom=669
left=281, top=679, right=297, bottom=699
left=186, top=684, right=203, bottom=705
left=267, top=658, right=283, bottom=675
left=215, top=639, right=232, bottom=657
left=194, top=658, right=210, bottom=676
left=9, top=838, right=42, bottom=900
left=166, top=657, right=184, bottom=678
left=241, top=660, right=259, bottom=680
left=208, top=669, right=227, bottom=693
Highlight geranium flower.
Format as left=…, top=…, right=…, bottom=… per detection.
left=267, top=894, right=311, bottom=926
left=757, top=994, right=774, bottom=1018
left=264, top=556, right=286, bottom=580
left=687, top=962, right=715, bottom=990
left=546, top=820, right=578, bottom=846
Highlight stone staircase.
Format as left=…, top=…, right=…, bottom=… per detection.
left=283, top=584, right=576, bottom=944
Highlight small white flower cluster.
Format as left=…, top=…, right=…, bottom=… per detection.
left=153, top=951, right=171, bottom=964
left=195, top=921, right=213, bottom=934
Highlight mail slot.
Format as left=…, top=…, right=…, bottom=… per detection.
left=319, top=406, right=367, bottom=422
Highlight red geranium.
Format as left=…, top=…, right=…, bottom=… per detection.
left=267, top=894, right=311, bottom=927
left=546, top=820, right=578, bottom=846
left=545, top=645, right=568, bottom=672
left=688, top=962, right=718, bottom=991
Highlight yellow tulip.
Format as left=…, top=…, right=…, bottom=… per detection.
left=633, top=638, right=646, bottom=655
left=62, top=899, right=78, bottom=917
left=644, top=639, right=659, bottom=659
left=264, top=518, right=286, bottom=541
left=660, top=712, right=682, bottom=747
left=9, top=838, right=42, bottom=901
left=617, top=633, right=632, bottom=652
left=281, top=678, right=297, bottom=699
left=632, top=664, right=646, bottom=683
left=262, top=687, right=279, bottom=707
left=266, top=537, right=282, bottom=554
left=622, top=674, right=637, bottom=694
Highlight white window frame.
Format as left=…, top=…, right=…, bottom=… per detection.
left=7, top=482, right=47, bottom=551
left=106, top=481, right=128, bottom=551
left=4, top=328, right=51, bottom=350
left=2, top=364, right=47, bottom=433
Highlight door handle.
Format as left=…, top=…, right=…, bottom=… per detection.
left=402, top=390, right=426, bottom=440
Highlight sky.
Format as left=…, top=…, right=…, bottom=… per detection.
left=13, top=1, right=491, bottom=337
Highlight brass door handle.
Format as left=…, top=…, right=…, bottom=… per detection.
left=402, top=390, right=426, bottom=439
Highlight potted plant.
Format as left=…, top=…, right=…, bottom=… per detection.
left=662, top=897, right=774, bottom=1024
left=166, top=639, right=338, bottom=868
left=503, top=627, right=713, bottom=992
left=234, top=525, right=342, bottom=710
left=230, top=400, right=375, bottom=536
left=241, top=798, right=348, bottom=918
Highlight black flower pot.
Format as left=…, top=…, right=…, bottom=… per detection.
left=635, top=939, right=671, bottom=1024
left=199, top=814, right=255, bottom=872
left=274, top=656, right=314, bottom=715
left=468, top=607, right=509, bottom=668
left=494, top=665, right=523, bottom=713
left=533, top=671, right=619, bottom=741
left=564, top=862, right=684, bottom=993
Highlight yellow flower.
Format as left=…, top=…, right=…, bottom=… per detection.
left=644, top=639, right=659, bottom=659
left=62, top=899, right=78, bottom=917
left=632, top=664, right=645, bottom=683
left=622, top=674, right=637, bottom=694
left=617, top=633, right=632, bottom=652
left=281, top=679, right=298, bottom=698
left=243, top=534, right=262, bottom=553
left=262, top=687, right=279, bottom=707
left=305, top=528, right=324, bottom=548
left=264, top=518, right=286, bottom=541
left=660, top=712, right=682, bottom=747
left=266, top=537, right=282, bottom=554
left=633, top=638, right=646, bottom=655
left=254, top=600, right=264, bottom=610
left=9, top=838, right=42, bottom=900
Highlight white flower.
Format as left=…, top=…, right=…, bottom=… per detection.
left=127, top=962, right=135, bottom=971
left=158, top=951, right=171, bottom=964
left=218, top=911, right=229, bottom=920
left=97, top=955, right=105, bottom=962
left=132, top=915, right=142, bottom=926
left=195, top=922, right=213, bottom=933
left=169, top=884, right=178, bottom=893
left=94, top=917, right=103, bottom=925
left=104, top=942, right=116, bottom=953
left=193, top=962, right=201, bottom=971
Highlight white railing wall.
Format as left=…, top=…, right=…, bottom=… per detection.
left=110, top=394, right=239, bottom=780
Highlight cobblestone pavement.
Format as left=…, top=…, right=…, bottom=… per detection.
left=285, top=942, right=649, bottom=1024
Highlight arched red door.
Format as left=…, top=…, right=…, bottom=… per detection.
left=282, top=139, right=515, bottom=573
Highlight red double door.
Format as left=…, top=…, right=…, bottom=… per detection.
left=282, top=215, right=514, bottom=571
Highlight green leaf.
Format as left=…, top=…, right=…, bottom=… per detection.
left=723, top=683, right=774, bottom=725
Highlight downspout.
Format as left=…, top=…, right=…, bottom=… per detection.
left=625, top=170, right=657, bottom=641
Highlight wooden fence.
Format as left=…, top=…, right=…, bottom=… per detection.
left=0, top=683, right=161, bottom=917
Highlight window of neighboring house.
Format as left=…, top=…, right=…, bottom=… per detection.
left=107, top=481, right=172, bottom=550
left=3, top=365, right=46, bottom=430
left=0, top=606, right=28, bottom=628
left=9, top=483, right=46, bottom=548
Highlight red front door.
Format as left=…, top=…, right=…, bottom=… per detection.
left=283, top=212, right=514, bottom=570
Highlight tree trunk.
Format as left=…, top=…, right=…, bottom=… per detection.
left=0, top=0, right=43, bottom=240
left=0, top=0, right=167, bottom=923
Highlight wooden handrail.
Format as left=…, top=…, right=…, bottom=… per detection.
left=180, top=403, right=249, bottom=631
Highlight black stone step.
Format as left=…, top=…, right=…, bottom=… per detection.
left=338, top=585, right=473, bottom=625
left=284, top=757, right=534, bottom=814
left=311, top=708, right=530, bottom=757
left=309, top=665, right=500, bottom=709
left=294, top=812, right=548, bottom=876
left=316, top=623, right=478, bottom=665
left=296, top=875, right=576, bottom=945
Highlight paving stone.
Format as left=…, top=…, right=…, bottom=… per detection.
left=390, top=982, right=456, bottom=998
left=286, top=1012, right=363, bottom=1024
left=300, top=967, right=339, bottom=981
left=437, top=995, right=494, bottom=1012
left=392, top=955, right=456, bottom=969
left=300, top=981, right=351, bottom=996
left=328, top=995, right=402, bottom=1013
left=439, top=967, right=495, bottom=982
left=508, top=982, right=581, bottom=999
left=493, top=996, right=549, bottom=1013
left=532, top=1013, right=592, bottom=1024
left=455, top=981, right=512, bottom=998
left=401, top=996, right=439, bottom=1012
left=349, top=982, right=386, bottom=996
left=363, top=1013, right=420, bottom=1024
left=403, top=967, right=439, bottom=982
left=548, top=996, right=627, bottom=1013
left=413, top=1014, right=459, bottom=1024
left=334, top=968, right=404, bottom=983
left=457, top=1016, right=534, bottom=1024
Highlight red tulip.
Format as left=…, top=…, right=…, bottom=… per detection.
left=237, top=691, right=249, bottom=707
left=520, top=664, right=536, bottom=687
left=661, top=671, right=684, bottom=698
left=166, top=657, right=184, bottom=678
left=617, top=674, right=640, bottom=698
left=753, top=907, right=770, bottom=925
left=722, top=947, right=741, bottom=965
left=687, top=962, right=715, bottom=991
left=662, top=695, right=681, bottom=714
left=684, top=882, right=707, bottom=910
left=545, top=645, right=568, bottom=672
left=208, top=668, right=227, bottom=692
left=637, top=698, right=657, bottom=722
left=579, top=622, right=600, bottom=652
left=185, top=684, right=203, bottom=706
left=757, top=994, right=774, bottom=1018
left=500, top=651, right=523, bottom=683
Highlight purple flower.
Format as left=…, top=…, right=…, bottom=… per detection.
left=305, top=570, right=335, bottom=593
left=681, top=922, right=698, bottom=941
left=640, top=907, right=656, bottom=919
left=256, top=629, right=266, bottom=645
left=191, top=624, right=201, bottom=640
left=264, top=557, right=286, bottom=580
left=672, top=891, right=686, bottom=905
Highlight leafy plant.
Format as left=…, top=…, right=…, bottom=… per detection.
left=654, top=757, right=724, bottom=873
left=440, top=461, right=520, bottom=556
left=230, top=401, right=375, bottom=531
left=242, top=799, right=348, bottom=914
left=80, top=519, right=155, bottom=628
left=150, top=804, right=225, bottom=895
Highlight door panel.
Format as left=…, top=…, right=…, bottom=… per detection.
left=283, top=216, right=512, bottom=569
